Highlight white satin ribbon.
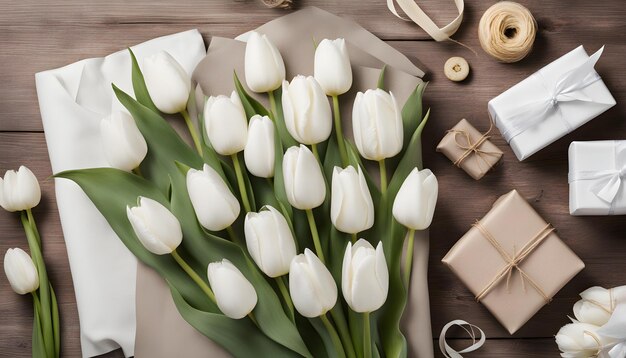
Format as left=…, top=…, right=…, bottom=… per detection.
left=439, top=320, right=486, bottom=358
left=387, top=0, right=464, bottom=42
left=598, top=304, right=626, bottom=358
left=569, top=141, right=626, bottom=212
left=498, top=46, right=605, bottom=142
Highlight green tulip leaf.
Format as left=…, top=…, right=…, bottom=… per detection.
left=128, top=48, right=159, bottom=113
left=377, top=65, right=387, bottom=90
left=401, top=82, right=427, bottom=152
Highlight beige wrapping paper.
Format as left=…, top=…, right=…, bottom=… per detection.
left=135, top=7, right=434, bottom=358
left=442, top=190, right=585, bottom=334
left=436, top=119, right=503, bottom=180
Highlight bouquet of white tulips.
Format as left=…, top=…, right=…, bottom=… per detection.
left=57, top=32, right=435, bottom=358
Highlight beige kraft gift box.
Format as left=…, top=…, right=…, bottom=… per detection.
left=436, top=119, right=503, bottom=180
left=442, top=190, right=585, bottom=334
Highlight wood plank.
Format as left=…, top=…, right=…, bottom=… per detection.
left=1, top=0, right=625, bottom=131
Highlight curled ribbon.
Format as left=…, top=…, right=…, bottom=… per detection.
left=569, top=141, right=626, bottom=213
left=439, top=320, right=486, bottom=358
left=387, top=0, right=464, bottom=42
left=473, top=222, right=554, bottom=303
left=497, top=46, right=605, bottom=142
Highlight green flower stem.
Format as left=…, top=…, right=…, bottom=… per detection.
left=31, top=290, right=47, bottom=356
left=171, top=249, right=216, bottom=303
left=276, top=276, right=295, bottom=323
left=132, top=166, right=143, bottom=177
left=311, top=143, right=320, bottom=163
left=351, top=233, right=357, bottom=244
left=363, top=311, right=372, bottom=358
left=231, top=154, right=252, bottom=213
left=181, top=109, right=203, bottom=157
left=320, top=313, right=347, bottom=358
left=305, top=209, right=325, bottom=264
left=50, top=284, right=60, bottom=357
left=226, top=226, right=242, bottom=246
left=403, top=228, right=416, bottom=289
left=21, top=211, right=55, bottom=358
left=332, top=95, right=349, bottom=166
left=268, top=90, right=279, bottom=120
left=378, top=159, right=388, bottom=195
left=330, top=308, right=357, bottom=358
left=26, top=209, right=41, bottom=247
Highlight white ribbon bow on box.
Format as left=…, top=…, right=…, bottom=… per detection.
left=598, top=304, right=626, bottom=358
left=497, top=46, right=605, bottom=143
left=569, top=141, right=626, bottom=214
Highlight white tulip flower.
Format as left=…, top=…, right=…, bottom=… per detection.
left=556, top=322, right=617, bottom=357
left=126, top=197, right=183, bottom=255
left=3, top=248, right=39, bottom=295
left=244, top=205, right=296, bottom=278
left=289, top=249, right=338, bottom=317
left=0, top=166, right=41, bottom=212
left=204, top=91, right=248, bottom=156
left=282, top=76, right=332, bottom=145
left=574, top=286, right=626, bottom=327
left=100, top=111, right=148, bottom=171
left=143, top=51, right=191, bottom=114
left=314, top=38, right=353, bottom=96
left=392, top=168, right=438, bottom=231
left=342, top=240, right=388, bottom=313
left=207, top=259, right=258, bottom=319
left=244, top=115, right=275, bottom=178
left=331, top=166, right=374, bottom=234
left=244, top=32, right=285, bottom=93
left=282, top=145, right=326, bottom=210
left=352, top=89, right=403, bottom=161
left=187, top=164, right=240, bottom=231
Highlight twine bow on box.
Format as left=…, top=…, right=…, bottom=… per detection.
left=569, top=141, right=626, bottom=214
left=497, top=47, right=605, bottom=143
left=472, top=221, right=554, bottom=303
left=447, top=123, right=500, bottom=172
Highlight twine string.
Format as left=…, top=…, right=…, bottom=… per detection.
left=473, top=221, right=554, bottom=302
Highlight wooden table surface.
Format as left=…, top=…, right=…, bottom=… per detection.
left=1, top=0, right=625, bottom=357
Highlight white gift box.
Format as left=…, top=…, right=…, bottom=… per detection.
left=568, top=141, right=626, bottom=215
left=488, top=46, right=616, bottom=161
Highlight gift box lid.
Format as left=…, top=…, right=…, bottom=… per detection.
left=442, top=190, right=585, bottom=334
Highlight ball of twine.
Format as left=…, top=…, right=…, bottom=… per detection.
left=478, top=1, right=537, bottom=63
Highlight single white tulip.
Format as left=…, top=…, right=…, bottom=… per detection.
left=143, top=51, right=191, bottom=114
left=392, top=168, right=438, bottom=231
left=282, top=76, right=332, bottom=145
left=352, top=89, right=403, bottom=161
left=282, top=145, right=326, bottom=210
left=314, top=38, right=353, bottom=96
left=556, top=322, right=617, bottom=357
left=3, top=248, right=39, bottom=295
left=0, top=166, right=41, bottom=212
left=331, top=166, right=374, bottom=234
left=289, top=249, right=337, bottom=317
left=244, top=31, right=285, bottom=93
left=100, top=111, right=148, bottom=171
left=574, top=286, right=626, bottom=327
left=187, top=164, right=240, bottom=231
left=204, top=91, right=248, bottom=156
left=244, top=115, right=275, bottom=178
left=342, top=240, right=388, bottom=313
left=126, top=197, right=183, bottom=255
left=207, top=259, right=258, bottom=319
left=244, top=206, right=296, bottom=278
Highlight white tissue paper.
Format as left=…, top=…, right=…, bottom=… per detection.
left=568, top=141, right=626, bottom=216
left=35, top=30, right=206, bottom=357
left=489, top=46, right=616, bottom=161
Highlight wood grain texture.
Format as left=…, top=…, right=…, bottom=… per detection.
left=1, top=0, right=625, bottom=356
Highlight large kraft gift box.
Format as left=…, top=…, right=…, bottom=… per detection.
left=442, top=190, right=585, bottom=334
